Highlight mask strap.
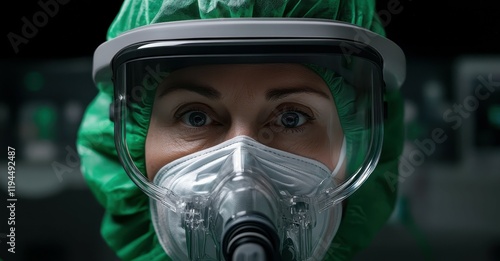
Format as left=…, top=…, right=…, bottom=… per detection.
left=331, top=136, right=346, bottom=176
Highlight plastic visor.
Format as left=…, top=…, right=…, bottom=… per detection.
left=111, top=38, right=385, bottom=212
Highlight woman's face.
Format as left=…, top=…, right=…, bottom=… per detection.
left=145, top=63, right=344, bottom=180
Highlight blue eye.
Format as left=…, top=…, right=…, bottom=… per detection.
left=181, top=111, right=212, bottom=127
left=277, top=111, right=307, bottom=128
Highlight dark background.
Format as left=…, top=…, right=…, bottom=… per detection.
left=1, top=1, right=500, bottom=261
left=1, top=0, right=499, bottom=59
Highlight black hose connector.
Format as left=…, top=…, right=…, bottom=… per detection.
left=222, top=214, right=281, bottom=261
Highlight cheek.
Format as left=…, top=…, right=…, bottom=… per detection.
left=279, top=119, right=345, bottom=180
left=145, top=133, right=186, bottom=181
left=277, top=132, right=342, bottom=170
left=301, top=134, right=346, bottom=184
left=145, top=117, right=195, bottom=181
left=297, top=137, right=338, bottom=170
left=145, top=117, right=220, bottom=181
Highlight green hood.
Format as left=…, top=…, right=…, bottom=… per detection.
left=77, top=0, right=404, bottom=260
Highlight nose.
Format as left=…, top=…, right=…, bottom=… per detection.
left=224, top=120, right=260, bottom=142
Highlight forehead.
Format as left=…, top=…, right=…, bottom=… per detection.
left=163, top=63, right=327, bottom=85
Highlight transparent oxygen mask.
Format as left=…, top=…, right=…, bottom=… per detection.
left=150, top=135, right=344, bottom=260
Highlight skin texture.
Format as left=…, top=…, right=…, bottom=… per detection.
left=145, top=63, right=345, bottom=181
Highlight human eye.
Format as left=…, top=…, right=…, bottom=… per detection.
left=272, top=105, right=315, bottom=130
left=180, top=111, right=213, bottom=127
left=174, top=104, right=215, bottom=128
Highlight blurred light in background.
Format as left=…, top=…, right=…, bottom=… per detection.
left=23, top=71, right=44, bottom=92
left=354, top=55, right=500, bottom=261
left=20, top=102, right=58, bottom=162
left=0, top=57, right=119, bottom=260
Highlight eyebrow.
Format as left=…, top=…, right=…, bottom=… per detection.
left=159, top=82, right=331, bottom=101
left=159, top=82, right=221, bottom=99
left=266, top=87, right=331, bottom=101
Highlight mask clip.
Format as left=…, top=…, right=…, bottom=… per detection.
left=288, top=197, right=315, bottom=260
left=182, top=196, right=208, bottom=260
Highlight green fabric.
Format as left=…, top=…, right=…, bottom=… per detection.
left=77, top=0, right=404, bottom=260
left=307, top=64, right=373, bottom=174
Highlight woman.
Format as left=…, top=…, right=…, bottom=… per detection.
left=77, top=0, right=405, bottom=260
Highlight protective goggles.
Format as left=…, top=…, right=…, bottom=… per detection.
left=92, top=17, right=405, bottom=250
